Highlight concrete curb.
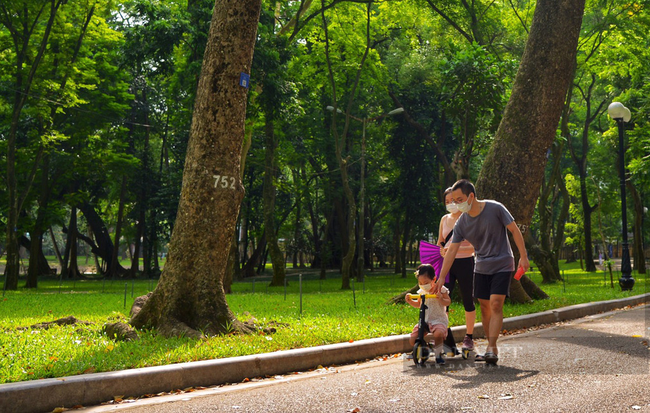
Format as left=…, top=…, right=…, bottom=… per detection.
left=1, top=293, right=648, bottom=413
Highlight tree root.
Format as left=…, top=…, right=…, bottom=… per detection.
left=103, top=322, right=139, bottom=341
left=20, top=316, right=93, bottom=331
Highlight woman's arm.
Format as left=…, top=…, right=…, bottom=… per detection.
left=437, top=216, right=446, bottom=248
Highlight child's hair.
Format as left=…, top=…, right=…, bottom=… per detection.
left=443, top=186, right=453, bottom=197
left=415, top=264, right=435, bottom=280
left=452, top=179, right=476, bottom=197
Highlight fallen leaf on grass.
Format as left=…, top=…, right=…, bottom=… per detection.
left=51, top=408, right=68, bottom=413
left=498, top=394, right=514, bottom=400
left=477, top=395, right=490, bottom=399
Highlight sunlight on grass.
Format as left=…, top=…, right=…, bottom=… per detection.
left=0, top=264, right=647, bottom=384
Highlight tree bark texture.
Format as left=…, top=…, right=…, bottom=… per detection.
left=476, top=0, right=585, bottom=226
left=475, top=0, right=585, bottom=302
left=130, top=0, right=262, bottom=337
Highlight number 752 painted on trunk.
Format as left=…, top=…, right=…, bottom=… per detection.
left=213, top=175, right=236, bottom=189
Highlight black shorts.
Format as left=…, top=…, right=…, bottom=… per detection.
left=474, top=271, right=511, bottom=300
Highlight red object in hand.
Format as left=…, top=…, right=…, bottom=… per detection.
left=514, top=267, right=525, bottom=280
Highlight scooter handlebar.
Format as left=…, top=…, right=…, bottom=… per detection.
left=406, top=293, right=438, bottom=300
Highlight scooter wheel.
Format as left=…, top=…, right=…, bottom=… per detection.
left=413, top=342, right=430, bottom=365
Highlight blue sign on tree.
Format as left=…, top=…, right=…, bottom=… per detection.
left=239, top=72, right=250, bottom=89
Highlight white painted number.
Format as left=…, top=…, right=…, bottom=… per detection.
left=213, top=175, right=236, bottom=190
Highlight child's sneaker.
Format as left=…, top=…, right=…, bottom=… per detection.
left=461, top=335, right=474, bottom=351
left=435, top=355, right=445, bottom=365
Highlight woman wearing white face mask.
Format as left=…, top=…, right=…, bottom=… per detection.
left=437, top=187, right=476, bottom=356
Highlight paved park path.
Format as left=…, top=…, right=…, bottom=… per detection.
left=80, top=304, right=649, bottom=413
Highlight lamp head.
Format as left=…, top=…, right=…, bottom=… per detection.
left=607, top=102, right=631, bottom=122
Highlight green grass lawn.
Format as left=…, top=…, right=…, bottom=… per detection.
left=0, top=262, right=647, bottom=384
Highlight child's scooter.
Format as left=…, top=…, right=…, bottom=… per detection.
left=406, top=293, right=437, bottom=366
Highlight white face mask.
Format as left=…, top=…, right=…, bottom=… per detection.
left=446, top=203, right=459, bottom=214
left=419, top=283, right=432, bottom=292
left=456, top=196, right=472, bottom=213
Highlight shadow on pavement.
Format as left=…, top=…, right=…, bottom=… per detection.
left=402, top=357, right=540, bottom=389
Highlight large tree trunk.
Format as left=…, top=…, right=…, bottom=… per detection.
left=627, top=180, right=646, bottom=274
left=26, top=230, right=44, bottom=288
left=263, top=118, right=287, bottom=287
left=130, top=0, right=262, bottom=338
left=26, top=155, right=53, bottom=287
left=475, top=0, right=585, bottom=303
left=64, top=207, right=81, bottom=280
left=78, top=202, right=127, bottom=276
left=578, top=173, right=597, bottom=271
left=21, top=235, right=50, bottom=279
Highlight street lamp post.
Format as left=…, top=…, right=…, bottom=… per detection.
left=326, top=106, right=404, bottom=281
left=607, top=102, right=634, bottom=291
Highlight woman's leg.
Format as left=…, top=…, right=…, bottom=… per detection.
left=453, top=258, right=476, bottom=336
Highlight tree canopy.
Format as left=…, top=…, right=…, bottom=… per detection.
left=1, top=0, right=648, bottom=327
